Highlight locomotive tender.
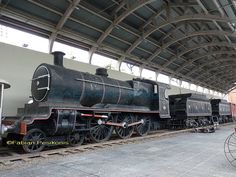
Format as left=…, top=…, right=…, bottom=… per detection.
left=210, top=99, right=232, bottom=123
left=169, top=93, right=213, bottom=128
left=1, top=52, right=170, bottom=153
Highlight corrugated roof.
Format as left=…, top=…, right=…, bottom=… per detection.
left=1, top=0, right=236, bottom=92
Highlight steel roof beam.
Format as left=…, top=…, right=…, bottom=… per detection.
left=96, top=0, right=154, bottom=45
left=169, top=2, right=199, bottom=7
left=28, top=0, right=157, bottom=59
left=165, top=42, right=236, bottom=77
left=201, top=66, right=236, bottom=84
left=186, top=57, right=236, bottom=77
left=150, top=30, right=236, bottom=68
left=126, top=14, right=231, bottom=55
left=147, top=4, right=214, bottom=61
left=94, top=1, right=192, bottom=67
left=206, top=0, right=233, bottom=42
left=77, top=0, right=223, bottom=91
left=213, top=79, right=235, bottom=89
left=172, top=42, right=236, bottom=60
left=196, top=63, right=236, bottom=81
left=212, top=0, right=235, bottom=31
left=175, top=50, right=236, bottom=73
left=195, top=0, right=236, bottom=91
left=168, top=0, right=235, bottom=83
left=211, top=73, right=236, bottom=86
left=204, top=73, right=236, bottom=87
left=0, top=4, right=226, bottom=92
left=48, top=0, right=81, bottom=53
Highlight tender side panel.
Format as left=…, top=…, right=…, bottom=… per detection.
left=219, top=102, right=231, bottom=116
left=187, top=99, right=212, bottom=117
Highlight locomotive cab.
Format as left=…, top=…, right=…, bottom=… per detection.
left=131, top=78, right=170, bottom=118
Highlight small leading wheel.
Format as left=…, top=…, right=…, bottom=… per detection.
left=114, top=113, right=134, bottom=139
left=224, top=132, right=236, bottom=167
left=68, top=132, right=85, bottom=147
left=89, top=117, right=113, bottom=143
left=135, top=116, right=151, bottom=136
left=22, top=128, right=46, bottom=153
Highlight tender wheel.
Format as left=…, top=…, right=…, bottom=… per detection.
left=22, top=128, right=46, bottom=153
left=68, top=132, right=84, bottom=146
left=135, top=116, right=151, bottom=136
left=89, top=117, right=113, bottom=143
left=114, top=113, right=134, bottom=139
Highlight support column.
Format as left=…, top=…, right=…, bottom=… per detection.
left=88, top=47, right=96, bottom=64
left=0, top=84, right=3, bottom=133
left=139, top=67, right=143, bottom=78
left=169, top=77, right=171, bottom=85
left=0, top=80, right=10, bottom=135
left=155, top=72, right=159, bottom=82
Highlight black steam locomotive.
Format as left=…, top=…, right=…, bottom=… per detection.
left=1, top=52, right=170, bottom=153
left=0, top=52, right=232, bottom=153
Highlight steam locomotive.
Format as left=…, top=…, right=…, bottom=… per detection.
left=0, top=52, right=170, bottom=153
left=0, top=52, right=233, bottom=153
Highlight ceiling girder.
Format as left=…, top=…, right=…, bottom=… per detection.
left=201, top=66, right=236, bottom=84
left=96, top=0, right=154, bottom=45
left=75, top=0, right=229, bottom=91
left=48, top=0, right=81, bottom=53
left=175, top=50, right=236, bottom=73
left=126, top=14, right=231, bottom=56
left=186, top=58, right=236, bottom=77
left=172, top=42, right=236, bottom=59
left=150, top=30, right=236, bottom=70
left=167, top=42, right=236, bottom=77
left=197, top=63, right=236, bottom=81
left=210, top=73, right=236, bottom=86
left=0, top=1, right=233, bottom=92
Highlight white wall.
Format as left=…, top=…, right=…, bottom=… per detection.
left=0, top=42, right=221, bottom=116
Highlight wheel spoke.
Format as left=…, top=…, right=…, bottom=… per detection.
left=115, top=113, right=134, bottom=139
left=22, top=129, right=46, bottom=153
left=135, top=117, right=151, bottom=136
left=68, top=132, right=84, bottom=146
left=89, top=117, right=113, bottom=143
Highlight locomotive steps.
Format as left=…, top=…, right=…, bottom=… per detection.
left=0, top=122, right=234, bottom=168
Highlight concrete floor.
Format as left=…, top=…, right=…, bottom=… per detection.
left=0, top=125, right=235, bottom=177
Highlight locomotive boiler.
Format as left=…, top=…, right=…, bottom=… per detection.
left=1, top=51, right=170, bottom=153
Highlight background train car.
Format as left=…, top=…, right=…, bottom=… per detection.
left=210, top=99, right=232, bottom=123
left=169, top=93, right=213, bottom=128
left=230, top=103, right=236, bottom=121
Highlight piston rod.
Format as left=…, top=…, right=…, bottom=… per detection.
left=100, top=119, right=144, bottom=128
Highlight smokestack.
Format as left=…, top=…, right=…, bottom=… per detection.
left=52, top=51, right=65, bottom=67
left=95, top=68, right=108, bottom=77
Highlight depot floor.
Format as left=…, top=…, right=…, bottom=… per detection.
left=0, top=125, right=236, bottom=177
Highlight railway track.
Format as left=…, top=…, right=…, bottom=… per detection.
left=0, top=123, right=234, bottom=168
